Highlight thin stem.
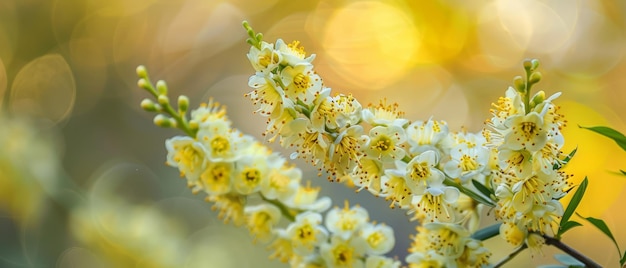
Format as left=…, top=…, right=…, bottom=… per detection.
left=261, top=194, right=295, bottom=222
left=494, top=244, right=527, bottom=268
left=542, top=234, right=602, bottom=268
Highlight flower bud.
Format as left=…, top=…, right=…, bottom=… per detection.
left=530, top=59, right=540, bottom=71
left=136, top=65, right=148, bottom=78
left=513, top=76, right=525, bottom=94
left=141, top=98, right=159, bottom=112
left=154, top=114, right=172, bottom=127
left=156, top=80, right=168, bottom=95
left=157, top=94, right=170, bottom=105
left=528, top=72, right=542, bottom=85
left=178, top=95, right=190, bottom=113
left=189, top=120, right=199, bottom=131
left=137, top=78, right=150, bottom=90
left=530, top=90, right=546, bottom=107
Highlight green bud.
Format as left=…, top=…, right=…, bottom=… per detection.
left=158, top=94, right=170, bottom=105
left=178, top=95, right=189, bottom=113
left=531, top=59, right=540, bottom=71
left=531, top=90, right=546, bottom=107
left=529, top=72, right=542, bottom=84
left=140, top=98, right=159, bottom=112
left=137, top=78, right=150, bottom=90
left=523, top=59, right=533, bottom=72
left=154, top=114, right=172, bottom=127
left=513, top=76, right=526, bottom=93
left=136, top=65, right=148, bottom=78
left=189, top=120, right=199, bottom=131
left=156, top=80, right=168, bottom=95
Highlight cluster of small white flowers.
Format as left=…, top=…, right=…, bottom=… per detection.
left=154, top=94, right=398, bottom=267
left=272, top=201, right=400, bottom=268
left=244, top=25, right=495, bottom=266
left=483, top=64, right=569, bottom=248
left=407, top=223, right=491, bottom=268
left=246, top=30, right=496, bottom=221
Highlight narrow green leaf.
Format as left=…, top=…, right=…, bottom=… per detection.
left=558, top=221, right=582, bottom=236
left=580, top=125, right=626, bottom=152
left=560, top=177, right=587, bottom=230
left=620, top=250, right=626, bottom=266
left=578, top=213, right=622, bottom=260
left=471, top=179, right=494, bottom=200
left=621, top=170, right=626, bottom=176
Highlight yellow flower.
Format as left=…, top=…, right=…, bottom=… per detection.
left=320, top=236, right=365, bottom=268
left=363, top=125, right=407, bottom=162
left=325, top=201, right=369, bottom=239
left=244, top=203, right=281, bottom=242
left=286, top=211, right=328, bottom=255
left=166, top=136, right=207, bottom=182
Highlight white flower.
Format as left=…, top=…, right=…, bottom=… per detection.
left=502, top=112, right=548, bottom=152
left=244, top=203, right=281, bottom=242
left=247, top=72, right=289, bottom=118
left=198, top=161, right=234, bottom=195
left=320, top=236, right=365, bottom=268
left=362, top=125, right=407, bottom=162
left=197, top=120, right=249, bottom=162
left=361, top=100, right=408, bottom=127
left=404, top=150, right=445, bottom=195
left=260, top=155, right=301, bottom=202
left=165, top=136, right=207, bottom=182
left=325, top=202, right=369, bottom=239
left=365, top=255, right=401, bottom=268
left=232, top=153, right=269, bottom=195
left=275, top=39, right=315, bottom=65
left=280, top=63, right=323, bottom=105
left=359, top=223, right=395, bottom=255
left=286, top=211, right=328, bottom=255
left=443, top=141, right=490, bottom=183
left=410, top=176, right=460, bottom=222
left=406, top=118, right=450, bottom=157
left=247, top=41, right=281, bottom=72
left=284, top=182, right=332, bottom=213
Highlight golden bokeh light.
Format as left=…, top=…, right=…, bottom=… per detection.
left=321, top=1, right=420, bottom=90
left=9, top=54, right=76, bottom=125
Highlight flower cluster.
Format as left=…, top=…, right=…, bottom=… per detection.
left=136, top=66, right=398, bottom=267
left=407, top=223, right=490, bottom=267
left=483, top=61, right=570, bottom=247
left=242, top=21, right=584, bottom=267
left=243, top=22, right=495, bottom=225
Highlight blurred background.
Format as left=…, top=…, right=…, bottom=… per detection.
left=1, top=0, right=626, bottom=267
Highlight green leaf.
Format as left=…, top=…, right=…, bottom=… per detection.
left=580, top=125, right=626, bottom=152
left=621, top=170, right=626, bottom=176
left=560, top=177, right=587, bottom=234
left=559, top=220, right=582, bottom=235
left=577, top=213, right=622, bottom=262
left=471, top=179, right=494, bottom=200
left=620, top=250, right=626, bottom=266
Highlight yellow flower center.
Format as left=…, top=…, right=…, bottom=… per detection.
left=459, top=155, right=478, bottom=171
left=201, top=163, right=231, bottom=193
left=288, top=40, right=306, bottom=58
left=521, top=121, right=538, bottom=138
left=410, top=162, right=431, bottom=179
left=173, top=144, right=203, bottom=175
left=210, top=136, right=230, bottom=155
left=242, top=168, right=261, bottom=186
left=372, top=136, right=392, bottom=152
left=366, top=231, right=385, bottom=248
left=293, top=73, right=310, bottom=91
left=331, top=244, right=354, bottom=265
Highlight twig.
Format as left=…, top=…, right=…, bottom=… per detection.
left=542, top=234, right=602, bottom=268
